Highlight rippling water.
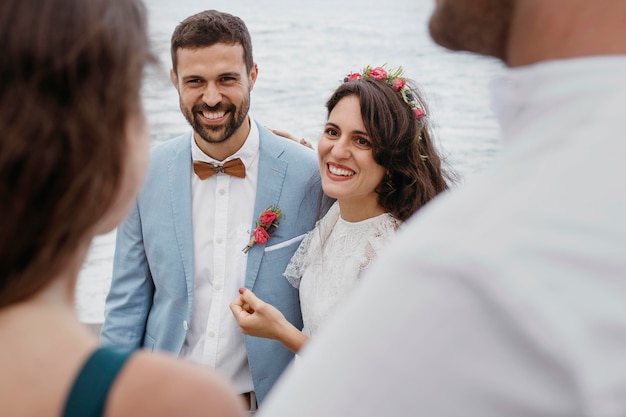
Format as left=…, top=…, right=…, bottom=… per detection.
left=76, top=0, right=505, bottom=322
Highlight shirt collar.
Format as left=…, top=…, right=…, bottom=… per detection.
left=190, top=116, right=260, bottom=168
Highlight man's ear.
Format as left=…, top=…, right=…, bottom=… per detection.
left=170, top=68, right=179, bottom=90
left=248, top=63, right=259, bottom=91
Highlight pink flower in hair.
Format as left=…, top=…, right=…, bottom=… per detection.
left=393, top=78, right=406, bottom=91
left=344, top=65, right=426, bottom=120
left=368, top=67, right=387, bottom=80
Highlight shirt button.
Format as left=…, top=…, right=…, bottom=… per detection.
left=214, top=283, right=222, bottom=291
left=219, top=189, right=226, bottom=196
left=183, top=320, right=189, bottom=330
left=216, top=237, right=223, bottom=244
left=208, top=331, right=215, bottom=338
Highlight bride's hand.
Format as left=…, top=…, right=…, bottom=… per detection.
left=230, top=288, right=310, bottom=353
left=230, top=288, right=288, bottom=340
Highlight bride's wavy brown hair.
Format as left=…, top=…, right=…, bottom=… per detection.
left=325, top=77, right=453, bottom=221
left=0, top=0, right=154, bottom=307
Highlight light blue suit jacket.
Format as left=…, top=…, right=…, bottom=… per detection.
left=101, top=122, right=323, bottom=403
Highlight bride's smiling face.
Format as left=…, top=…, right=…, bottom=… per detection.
left=317, top=96, right=385, bottom=218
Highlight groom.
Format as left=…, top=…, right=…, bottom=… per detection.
left=100, top=9, right=323, bottom=409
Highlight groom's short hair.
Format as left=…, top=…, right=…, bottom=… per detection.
left=170, top=9, right=254, bottom=74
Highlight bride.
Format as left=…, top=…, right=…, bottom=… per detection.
left=230, top=65, right=452, bottom=353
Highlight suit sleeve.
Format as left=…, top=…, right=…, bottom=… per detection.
left=100, top=198, right=154, bottom=348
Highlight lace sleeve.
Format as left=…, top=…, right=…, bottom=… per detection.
left=282, top=230, right=314, bottom=289
left=358, top=215, right=402, bottom=273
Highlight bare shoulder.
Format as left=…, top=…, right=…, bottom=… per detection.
left=105, top=351, right=246, bottom=417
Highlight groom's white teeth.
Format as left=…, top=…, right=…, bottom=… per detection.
left=202, top=111, right=225, bottom=119
left=328, top=165, right=355, bottom=176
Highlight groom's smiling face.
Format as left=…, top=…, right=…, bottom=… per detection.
left=171, top=42, right=258, bottom=155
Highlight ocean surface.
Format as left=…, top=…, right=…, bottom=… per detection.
left=76, top=0, right=505, bottom=323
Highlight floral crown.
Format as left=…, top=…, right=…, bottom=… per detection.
left=344, top=64, right=426, bottom=119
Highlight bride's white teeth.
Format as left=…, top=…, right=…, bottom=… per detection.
left=328, top=164, right=355, bottom=177
left=202, top=111, right=225, bottom=120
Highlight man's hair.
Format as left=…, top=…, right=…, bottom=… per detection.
left=0, top=0, right=154, bottom=307
left=171, top=9, right=254, bottom=74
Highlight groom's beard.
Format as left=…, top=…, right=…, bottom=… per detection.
left=182, top=95, right=250, bottom=145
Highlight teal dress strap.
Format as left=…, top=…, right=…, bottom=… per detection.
left=63, top=346, right=135, bottom=417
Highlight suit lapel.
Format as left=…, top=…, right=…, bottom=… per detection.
left=245, top=124, right=287, bottom=288
left=168, top=134, right=195, bottom=299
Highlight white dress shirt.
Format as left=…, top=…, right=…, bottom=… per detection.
left=180, top=118, right=259, bottom=395
left=257, top=56, right=626, bottom=416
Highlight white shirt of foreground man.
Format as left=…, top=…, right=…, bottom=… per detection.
left=256, top=56, right=626, bottom=416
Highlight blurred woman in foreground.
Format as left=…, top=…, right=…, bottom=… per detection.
left=0, top=0, right=245, bottom=415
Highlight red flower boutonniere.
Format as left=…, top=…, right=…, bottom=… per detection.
left=243, top=205, right=282, bottom=253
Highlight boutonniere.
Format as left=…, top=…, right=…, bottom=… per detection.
left=243, top=205, right=283, bottom=253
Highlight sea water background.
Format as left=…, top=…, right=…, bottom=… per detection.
left=76, top=0, right=505, bottom=323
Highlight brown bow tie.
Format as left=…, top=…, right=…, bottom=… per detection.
left=193, top=158, right=246, bottom=179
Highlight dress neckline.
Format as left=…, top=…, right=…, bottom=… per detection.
left=337, top=211, right=393, bottom=226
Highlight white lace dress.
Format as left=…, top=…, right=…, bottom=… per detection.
left=284, top=202, right=401, bottom=339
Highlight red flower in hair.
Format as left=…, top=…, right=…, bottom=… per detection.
left=344, top=65, right=427, bottom=120
left=393, top=78, right=406, bottom=91
left=368, top=67, right=387, bottom=80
